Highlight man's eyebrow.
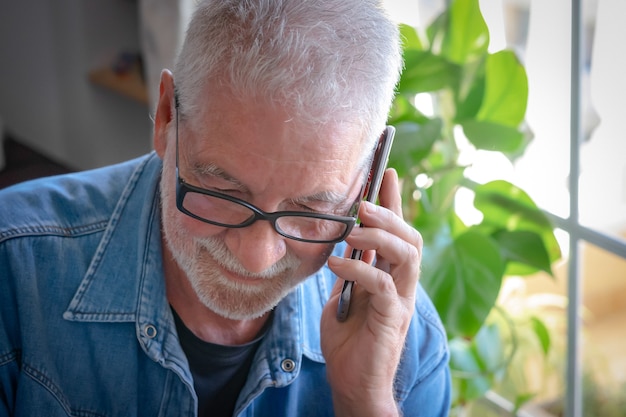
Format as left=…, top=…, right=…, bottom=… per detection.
left=290, top=190, right=349, bottom=207
left=192, top=162, right=350, bottom=206
left=191, top=162, right=248, bottom=191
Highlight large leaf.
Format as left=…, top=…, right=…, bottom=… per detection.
left=461, top=119, right=525, bottom=153
left=473, top=180, right=552, bottom=231
left=419, top=166, right=465, bottom=217
left=389, top=120, right=442, bottom=177
left=473, top=180, right=561, bottom=263
left=454, top=56, right=486, bottom=120
left=411, top=207, right=455, bottom=251
left=388, top=94, right=429, bottom=125
left=439, top=0, right=489, bottom=65
left=421, top=230, right=504, bottom=338
left=399, top=23, right=423, bottom=51
left=399, top=50, right=461, bottom=94
left=408, top=169, right=465, bottom=245
left=476, top=51, right=528, bottom=127
left=492, top=229, right=553, bottom=275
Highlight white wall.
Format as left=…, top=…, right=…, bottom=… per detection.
left=0, top=0, right=153, bottom=170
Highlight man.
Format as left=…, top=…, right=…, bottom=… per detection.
left=0, top=0, right=451, bottom=416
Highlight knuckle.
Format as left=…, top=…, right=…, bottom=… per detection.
left=408, top=229, right=423, bottom=257
left=405, top=229, right=423, bottom=262
left=376, top=269, right=395, bottom=294
left=404, top=242, right=420, bottom=264
left=414, top=229, right=423, bottom=248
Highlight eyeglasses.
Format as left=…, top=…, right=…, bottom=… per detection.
left=174, top=99, right=360, bottom=244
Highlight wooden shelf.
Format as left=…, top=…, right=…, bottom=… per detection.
left=88, top=65, right=148, bottom=105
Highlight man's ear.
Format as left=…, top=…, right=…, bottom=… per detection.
left=153, top=69, right=176, bottom=159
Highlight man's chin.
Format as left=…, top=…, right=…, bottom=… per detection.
left=188, top=267, right=300, bottom=321
left=195, top=284, right=287, bottom=321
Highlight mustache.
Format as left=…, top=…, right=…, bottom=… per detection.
left=194, top=235, right=300, bottom=279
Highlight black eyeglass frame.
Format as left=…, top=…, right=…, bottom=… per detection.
left=173, top=96, right=360, bottom=244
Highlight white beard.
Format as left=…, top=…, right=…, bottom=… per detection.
left=164, top=224, right=302, bottom=320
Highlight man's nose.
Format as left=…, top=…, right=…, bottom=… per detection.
left=223, top=219, right=288, bottom=274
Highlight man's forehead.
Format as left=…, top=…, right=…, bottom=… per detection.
left=182, top=89, right=373, bottom=173
left=189, top=87, right=366, bottom=138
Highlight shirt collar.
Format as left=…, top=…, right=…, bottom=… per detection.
left=63, top=152, right=165, bottom=322
left=62, top=153, right=193, bottom=380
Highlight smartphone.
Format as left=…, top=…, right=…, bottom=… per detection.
left=336, top=125, right=395, bottom=322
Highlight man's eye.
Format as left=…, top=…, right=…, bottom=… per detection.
left=213, top=187, right=242, bottom=194
left=198, top=179, right=244, bottom=195
left=294, top=203, right=318, bottom=213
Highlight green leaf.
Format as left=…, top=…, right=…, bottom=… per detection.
left=399, top=23, right=423, bottom=51
left=492, top=229, right=553, bottom=275
left=425, top=12, right=447, bottom=52
left=530, top=315, right=551, bottom=356
left=476, top=51, right=528, bottom=127
left=421, top=230, right=504, bottom=338
left=440, top=0, right=489, bottom=64
left=461, top=119, right=525, bottom=153
left=473, top=180, right=561, bottom=263
left=473, top=322, right=506, bottom=374
left=473, top=180, right=553, bottom=232
left=504, top=122, right=535, bottom=162
left=412, top=210, right=455, bottom=252
left=454, top=57, right=486, bottom=120
left=514, top=392, right=537, bottom=413
left=388, top=94, right=429, bottom=125
left=399, top=50, right=461, bottom=94
left=449, top=338, right=492, bottom=405
left=450, top=211, right=469, bottom=237
left=421, top=167, right=465, bottom=217
left=504, top=261, right=540, bottom=277
left=389, top=120, right=442, bottom=176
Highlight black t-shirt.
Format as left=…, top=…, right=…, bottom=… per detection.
left=171, top=307, right=269, bottom=417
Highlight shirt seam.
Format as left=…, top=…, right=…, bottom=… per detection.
left=0, top=221, right=109, bottom=243
left=0, top=348, right=20, bottom=367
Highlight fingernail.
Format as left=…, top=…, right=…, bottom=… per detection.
left=328, top=256, right=343, bottom=267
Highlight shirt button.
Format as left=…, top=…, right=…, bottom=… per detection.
left=144, top=324, right=157, bottom=339
left=281, top=358, right=296, bottom=373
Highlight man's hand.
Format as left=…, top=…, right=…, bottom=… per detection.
left=320, top=168, right=423, bottom=417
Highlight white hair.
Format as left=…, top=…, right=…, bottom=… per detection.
left=174, top=0, right=402, bottom=146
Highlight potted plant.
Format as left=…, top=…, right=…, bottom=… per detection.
left=387, top=0, right=562, bottom=412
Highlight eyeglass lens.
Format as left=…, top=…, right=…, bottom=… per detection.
left=181, top=190, right=350, bottom=241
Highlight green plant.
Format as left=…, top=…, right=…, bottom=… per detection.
left=387, top=0, right=562, bottom=410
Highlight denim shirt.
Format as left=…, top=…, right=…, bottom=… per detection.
left=0, top=152, right=451, bottom=417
